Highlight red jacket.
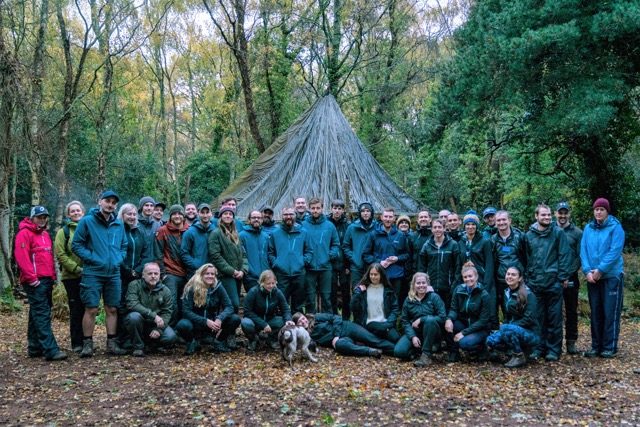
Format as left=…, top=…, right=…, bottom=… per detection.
left=155, top=222, right=189, bottom=277
left=14, top=218, right=56, bottom=284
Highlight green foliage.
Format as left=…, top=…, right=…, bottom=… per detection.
left=179, top=150, right=231, bottom=204
left=0, top=286, right=22, bottom=313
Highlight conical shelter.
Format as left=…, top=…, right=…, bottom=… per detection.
left=220, top=95, right=421, bottom=219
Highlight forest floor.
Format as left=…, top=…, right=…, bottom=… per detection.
left=0, top=308, right=639, bottom=426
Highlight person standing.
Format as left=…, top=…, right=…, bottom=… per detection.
left=446, top=213, right=462, bottom=242
left=294, top=196, right=310, bottom=224
left=180, top=203, right=215, bottom=279
left=409, top=210, right=432, bottom=278
left=260, top=205, right=278, bottom=236
left=153, top=202, right=166, bottom=226
left=239, top=210, right=270, bottom=292
left=482, top=207, right=498, bottom=241
left=554, top=202, right=583, bottom=355
left=54, top=201, right=85, bottom=354
left=343, top=201, right=377, bottom=288
left=72, top=191, right=128, bottom=357
left=184, top=203, right=198, bottom=227
left=525, top=204, right=571, bottom=361
left=302, top=198, right=340, bottom=314
left=328, top=199, right=351, bottom=317
left=137, top=196, right=160, bottom=246
left=16, top=206, right=67, bottom=361
left=581, top=198, right=625, bottom=359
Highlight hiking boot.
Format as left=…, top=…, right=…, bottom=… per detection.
left=599, top=350, right=617, bottom=359
left=413, top=352, right=433, bottom=368
left=566, top=340, right=578, bottom=355
left=72, top=345, right=83, bottom=354
left=583, top=349, right=600, bottom=358
left=447, top=352, right=460, bottom=363
left=247, top=339, right=258, bottom=352
left=504, top=352, right=527, bottom=368
left=46, top=351, right=68, bottom=361
left=476, top=350, right=490, bottom=362
left=528, top=350, right=545, bottom=360
left=106, top=338, right=127, bottom=356
left=368, top=348, right=383, bottom=359
left=80, top=339, right=94, bottom=358
left=132, top=349, right=145, bottom=357
left=266, top=338, right=279, bottom=350
left=489, top=350, right=503, bottom=363
left=226, top=335, right=238, bottom=351
left=545, top=353, right=559, bottom=362
left=185, top=339, right=197, bottom=355
left=211, top=340, right=231, bottom=353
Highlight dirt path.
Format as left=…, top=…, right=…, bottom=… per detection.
left=1, top=310, right=639, bottom=426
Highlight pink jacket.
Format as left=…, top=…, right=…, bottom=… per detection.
left=14, top=218, right=56, bottom=284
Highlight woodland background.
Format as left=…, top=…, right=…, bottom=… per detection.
left=1, top=0, right=640, bottom=292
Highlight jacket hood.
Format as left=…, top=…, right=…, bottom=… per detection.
left=461, top=230, right=483, bottom=243
left=19, top=217, right=45, bottom=233
left=528, top=222, right=554, bottom=236
left=416, top=225, right=431, bottom=235
left=90, top=207, right=118, bottom=224
left=124, top=222, right=140, bottom=232
left=306, top=214, right=327, bottom=225
left=428, top=233, right=453, bottom=247
left=280, top=222, right=302, bottom=233
left=193, top=220, right=214, bottom=232
left=242, top=224, right=262, bottom=233
left=166, top=221, right=189, bottom=232
left=588, top=215, right=621, bottom=230
left=374, top=222, right=399, bottom=236
left=329, top=214, right=348, bottom=225
left=354, top=218, right=376, bottom=232
left=138, top=215, right=155, bottom=226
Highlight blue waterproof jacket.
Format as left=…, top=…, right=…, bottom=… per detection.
left=239, top=225, right=270, bottom=283
left=268, top=223, right=313, bottom=276
left=180, top=220, right=215, bottom=276
left=302, top=214, right=340, bottom=271
left=363, top=223, right=409, bottom=279
left=343, top=218, right=377, bottom=271
left=121, top=223, right=152, bottom=280
left=72, top=208, right=127, bottom=277
left=580, top=215, right=625, bottom=279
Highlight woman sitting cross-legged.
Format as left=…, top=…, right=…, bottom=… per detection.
left=394, top=272, right=446, bottom=367
left=486, top=265, right=540, bottom=368
left=445, top=262, right=492, bottom=362
left=293, top=311, right=395, bottom=358
left=350, top=263, right=401, bottom=344
left=176, top=263, right=241, bottom=355
left=241, top=270, right=294, bottom=351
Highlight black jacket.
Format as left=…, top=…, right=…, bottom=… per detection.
left=503, top=286, right=540, bottom=335
left=182, top=284, right=235, bottom=328
left=491, top=227, right=527, bottom=286
left=350, top=285, right=399, bottom=329
left=418, top=235, right=461, bottom=294
left=400, top=292, right=446, bottom=339
left=457, top=232, right=495, bottom=295
left=447, top=284, right=492, bottom=336
left=525, top=223, right=571, bottom=288
left=243, top=285, right=292, bottom=330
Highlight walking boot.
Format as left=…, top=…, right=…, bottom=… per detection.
left=106, top=338, right=127, bottom=355
left=413, top=352, right=433, bottom=367
left=566, top=340, right=578, bottom=355
left=185, top=339, right=197, bottom=355
left=368, top=348, right=383, bottom=359
left=226, top=335, right=238, bottom=350
left=504, top=352, right=527, bottom=368
left=80, top=338, right=94, bottom=358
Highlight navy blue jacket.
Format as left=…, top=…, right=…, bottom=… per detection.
left=363, top=223, right=409, bottom=279
left=302, top=214, right=341, bottom=271
left=180, top=220, right=215, bottom=277
left=503, top=286, right=539, bottom=335
left=400, top=292, right=446, bottom=339
left=239, top=225, right=270, bottom=284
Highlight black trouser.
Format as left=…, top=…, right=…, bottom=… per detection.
left=176, top=314, right=241, bottom=343
left=531, top=282, right=563, bottom=357
left=563, top=272, right=580, bottom=342
left=24, top=277, right=60, bottom=358
left=330, top=321, right=396, bottom=356
left=164, top=274, right=187, bottom=327
left=394, top=318, right=442, bottom=359
left=62, top=278, right=85, bottom=348
left=494, top=279, right=507, bottom=329
left=366, top=321, right=400, bottom=343
left=331, top=267, right=351, bottom=319
left=436, top=289, right=452, bottom=313
left=275, top=273, right=306, bottom=313
left=116, top=275, right=135, bottom=342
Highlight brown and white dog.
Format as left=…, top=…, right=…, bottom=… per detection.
left=278, top=325, right=318, bottom=367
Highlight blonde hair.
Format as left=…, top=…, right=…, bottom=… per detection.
left=183, top=264, right=218, bottom=307
left=408, top=272, right=430, bottom=301
left=461, top=261, right=478, bottom=276
left=259, top=270, right=277, bottom=289
left=117, top=203, right=138, bottom=226
left=65, top=200, right=85, bottom=216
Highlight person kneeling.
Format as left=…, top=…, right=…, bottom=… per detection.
left=394, top=273, right=446, bottom=367
left=486, top=265, right=540, bottom=368
left=176, top=264, right=241, bottom=355
left=124, top=262, right=178, bottom=356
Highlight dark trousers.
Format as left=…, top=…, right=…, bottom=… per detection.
left=437, top=289, right=452, bottom=313
left=350, top=267, right=365, bottom=287
left=164, top=274, right=187, bottom=327
left=176, top=314, right=241, bottom=343
left=243, top=277, right=259, bottom=294
left=62, top=278, right=85, bottom=348
left=563, top=272, right=580, bottom=341
left=331, top=268, right=351, bottom=319
left=116, top=275, right=135, bottom=342
left=531, top=282, right=563, bottom=356
left=240, top=316, right=285, bottom=341
left=219, top=275, right=241, bottom=314
left=486, top=324, right=540, bottom=354
left=365, top=321, right=400, bottom=343
left=305, top=269, right=332, bottom=314
left=394, top=318, right=442, bottom=359
left=123, top=312, right=178, bottom=350
left=275, top=273, right=306, bottom=313
left=330, top=321, right=395, bottom=356
left=494, top=280, right=507, bottom=329
left=588, top=274, right=624, bottom=353
left=446, top=319, right=489, bottom=354
left=23, top=277, right=60, bottom=358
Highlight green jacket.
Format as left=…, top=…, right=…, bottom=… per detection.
left=125, top=279, right=173, bottom=333
left=208, top=228, right=247, bottom=278
left=54, top=221, right=83, bottom=280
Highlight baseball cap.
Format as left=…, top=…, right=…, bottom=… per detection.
left=100, top=190, right=119, bottom=202
left=30, top=206, right=49, bottom=217
left=555, top=202, right=571, bottom=211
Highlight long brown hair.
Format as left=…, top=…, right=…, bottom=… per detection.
left=182, top=263, right=218, bottom=307
left=506, top=265, right=528, bottom=310
left=219, top=215, right=240, bottom=244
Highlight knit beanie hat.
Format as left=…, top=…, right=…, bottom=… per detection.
left=359, top=201, right=374, bottom=214
left=593, top=198, right=610, bottom=213
left=219, top=204, right=236, bottom=217
left=138, top=196, right=156, bottom=212
left=396, top=214, right=410, bottom=227
left=463, top=210, right=480, bottom=227
left=169, top=204, right=185, bottom=217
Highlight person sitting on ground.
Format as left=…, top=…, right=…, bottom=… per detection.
left=445, top=262, right=492, bottom=362
left=124, top=262, right=177, bottom=357
left=350, top=263, right=400, bottom=345
left=486, top=265, right=540, bottom=368
left=394, top=272, right=446, bottom=367
left=241, top=270, right=294, bottom=351
left=293, top=311, right=396, bottom=358
left=176, top=263, right=240, bottom=355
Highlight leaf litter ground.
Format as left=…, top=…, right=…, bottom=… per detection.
left=1, top=309, right=639, bottom=426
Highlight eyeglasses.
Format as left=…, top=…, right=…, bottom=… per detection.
left=282, top=213, right=295, bottom=217
left=249, top=216, right=262, bottom=220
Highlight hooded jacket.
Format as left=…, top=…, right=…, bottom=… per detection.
left=181, top=282, right=235, bottom=328
left=328, top=214, right=351, bottom=271
left=491, top=227, right=527, bottom=286
left=447, top=284, right=492, bottom=336
left=525, top=223, right=571, bottom=288
left=138, top=214, right=160, bottom=247
left=121, top=223, right=152, bottom=280
left=350, top=285, right=399, bottom=329
left=400, top=292, right=446, bottom=339
left=557, top=221, right=583, bottom=274
left=343, top=216, right=377, bottom=271
left=363, top=223, right=409, bottom=279
left=72, top=208, right=127, bottom=277
left=239, top=224, right=270, bottom=283
left=15, top=218, right=56, bottom=284
left=503, top=286, right=539, bottom=334
left=155, top=221, right=189, bottom=277
left=125, top=278, right=173, bottom=333
left=457, top=232, right=494, bottom=294
left=268, top=223, right=313, bottom=276
left=302, top=214, right=341, bottom=271
left=261, top=219, right=278, bottom=236
left=418, top=234, right=460, bottom=294
left=580, top=215, right=625, bottom=279
left=308, top=313, right=345, bottom=347
left=54, top=220, right=82, bottom=280
left=409, top=225, right=432, bottom=277
left=180, top=220, right=215, bottom=277
left=243, top=285, right=292, bottom=330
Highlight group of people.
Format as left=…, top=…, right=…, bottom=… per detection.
left=14, top=192, right=624, bottom=368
